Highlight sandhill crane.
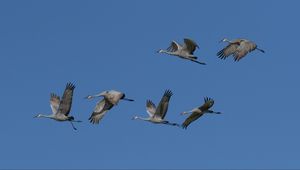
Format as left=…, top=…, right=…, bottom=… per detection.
left=157, top=38, right=206, bottom=65
left=85, top=90, right=134, bottom=124
left=181, top=97, right=221, bottom=129
left=34, top=82, right=82, bottom=130
left=217, top=38, right=265, bottom=61
left=132, top=90, right=180, bottom=127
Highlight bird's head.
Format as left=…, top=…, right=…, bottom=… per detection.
left=219, top=38, right=229, bottom=43
left=180, top=111, right=189, bottom=115
left=132, top=116, right=139, bottom=120
left=157, top=49, right=163, bottom=53
left=33, top=114, right=42, bottom=118
left=84, top=95, right=94, bottom=100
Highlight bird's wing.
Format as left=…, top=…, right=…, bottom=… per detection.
left=198, top=97, right=214, bottom=111
left=217, top=43, right=239, bottom=60
left=50, top=93, right=60, bottom=114
left=57, top=82, right=75, bottom=116
left=182, top=111, right=204, bottom=129
left=166, top=41, right=181, bottom=52
left=233, top=40, right=257, bottom=61
left=183, top=38, right=199, bottom=54
left=154, top=90, right=173, bottom=119
left=89, top=98, right=114, bottom=124
left=146, top=100, right=156, bottom=117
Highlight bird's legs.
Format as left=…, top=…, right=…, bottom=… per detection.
left=164, top=121, right=181, bottom=127
left=69, top=121, right=77, bottom=130
left=123, top=98, right=134, bottom=101
left=190, top=59, right=206, bottom=65
left=256, top=47, right=265, bottom=53
left=69, top=119, right=82, bottom=130
left=207, top=110, right=221, bottom=114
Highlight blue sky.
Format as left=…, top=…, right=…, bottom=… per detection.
left=0, top=0, right=299, bottom=169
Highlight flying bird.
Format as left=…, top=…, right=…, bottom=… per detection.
left=85, top=90, right=134, bottom=124
left=217, top=38, right=265, bottom=61
left=158, top=38, right=206, bottom=65
left=181, top=97, right=221, bottom=129
left=132, top=90, right=180, bottom=127
left=34, top=82, right=81, bottom=130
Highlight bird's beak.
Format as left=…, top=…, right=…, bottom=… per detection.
left=180, top=112, right=188, bottom=115
left=84, top=95, right=93, bottom=100
left=33, top=115, right=38, bottom=118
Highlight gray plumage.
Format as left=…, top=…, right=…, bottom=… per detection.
left=132, top=90, right=180, bottom=127
left=86, top=90, right=134, bottom=124
left=158, top=38, right=206, bottom=65
left=217, top=38, right=265, bottom=61
left=34, top=82, right=81, bottom=130
left=181, top=97, right=221, bottom=129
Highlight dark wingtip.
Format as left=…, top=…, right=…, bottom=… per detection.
left=66, top=82, right=76, bottom=90
left=164, top=89, right=173, bottom=97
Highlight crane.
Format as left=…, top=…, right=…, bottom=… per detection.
left=181, top=97, right=221, bottom=129
left=158, top=38, right=206, bottom=65
left=132, top=90, right=180, bottom=127
left=217, top=38, right=265, bottom=61
left=34, top=82, right=81, bottom=130
left=86, top=90, right=134, bottom=124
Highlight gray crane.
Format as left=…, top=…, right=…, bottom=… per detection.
left=217, top=38, right=265, bottom=61
left=85, top=90, right=134, bottom=124
left=132, top=90, right=180, bottom=127
left=158, top=38, right=206, bottom=65
left=34, top=82, right=82, bottom=130
left=181, top=97, right=221, bottom=129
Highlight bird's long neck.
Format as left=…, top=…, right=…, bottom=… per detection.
left=135, top=116, right=150, bottom=121
left=89, top=93, right=102, bottom=99
left=159, top=49, right=174, bottom=55
left=38, top=114, right=54, bottom=119
left=181, top=110, right=193, bottom=115
left=224, top=39, right=233, bottom=43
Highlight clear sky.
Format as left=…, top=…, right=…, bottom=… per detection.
left=0, top=0, right=299, bottom=169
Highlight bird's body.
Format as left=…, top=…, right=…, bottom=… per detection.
left=181, top=97, right=221, bottom=129
left=34, top=83, right=81, bottom=130
left=217, top=38, right=265, bottom=61
left=158, top=38, right=206, bottom=65
left=86, top=90, right=134, bottom=124
left=133, top=90, right=180, bottom=127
